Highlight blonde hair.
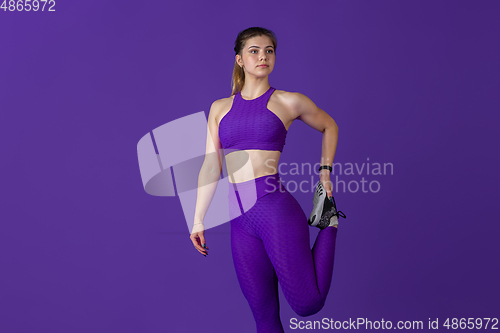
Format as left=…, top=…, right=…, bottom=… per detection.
left=231, top=27, right=278, bottom=96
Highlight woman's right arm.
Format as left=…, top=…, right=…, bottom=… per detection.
left=189, top=100, right=224, bottom=255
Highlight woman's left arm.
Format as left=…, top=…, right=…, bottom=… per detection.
left=289, top=92, right=339, bottom=200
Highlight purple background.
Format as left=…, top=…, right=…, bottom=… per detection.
left=1, top=1, right=499, bottom=332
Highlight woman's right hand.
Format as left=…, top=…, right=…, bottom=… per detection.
left=190, top=223, right=209, bottom=257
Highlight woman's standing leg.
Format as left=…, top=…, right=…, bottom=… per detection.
left=230, top=214, right=285, bottom=333
left=228, top=182, right=285, bottom=333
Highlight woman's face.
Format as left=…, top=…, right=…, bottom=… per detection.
left=237, top=35, right=275, bottom=77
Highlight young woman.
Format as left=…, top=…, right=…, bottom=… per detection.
left=190, top=27, right=341, bottom=333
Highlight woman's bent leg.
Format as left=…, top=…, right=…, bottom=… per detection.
left=245, top=188, right=338, bottom=317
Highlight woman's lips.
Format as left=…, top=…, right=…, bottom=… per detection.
left=258, top=65, right=269, bottom=67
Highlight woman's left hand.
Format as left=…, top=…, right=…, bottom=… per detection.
left=319, top=170, right=333, bottom=202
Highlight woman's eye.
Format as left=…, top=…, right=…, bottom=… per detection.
left=250, top=49, right=273, bottom=54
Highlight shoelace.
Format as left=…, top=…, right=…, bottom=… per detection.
left=329, top=195, right=347, bottom=219
left=317, top=182, right=347, bottom=219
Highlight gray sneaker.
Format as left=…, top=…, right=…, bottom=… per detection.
left=308, top=181, right=346, bottom=229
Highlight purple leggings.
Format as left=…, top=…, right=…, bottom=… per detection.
left=228, top=173, right=338, bottom=333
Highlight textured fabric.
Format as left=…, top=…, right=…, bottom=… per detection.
left=219, top=87, right=287, bottom=153
left=228, top=173, right=338, bottom=333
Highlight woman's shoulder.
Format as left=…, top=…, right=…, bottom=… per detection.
left=273, top=88, right=297, bottom=99
left=212, top=94, right=235, bottom=108
left=209, top=94, right=236, bottom=120
left=272, top=88, right=306, bottom=109
left=275, top=88, right=311, bottom=98
left=272, top=89, right=319, bottom=122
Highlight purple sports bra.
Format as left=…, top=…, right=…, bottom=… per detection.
left=218, top=86, right=287, bottom=154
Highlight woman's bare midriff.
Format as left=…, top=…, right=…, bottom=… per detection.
left=224, top=149, right=281, bottom=184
